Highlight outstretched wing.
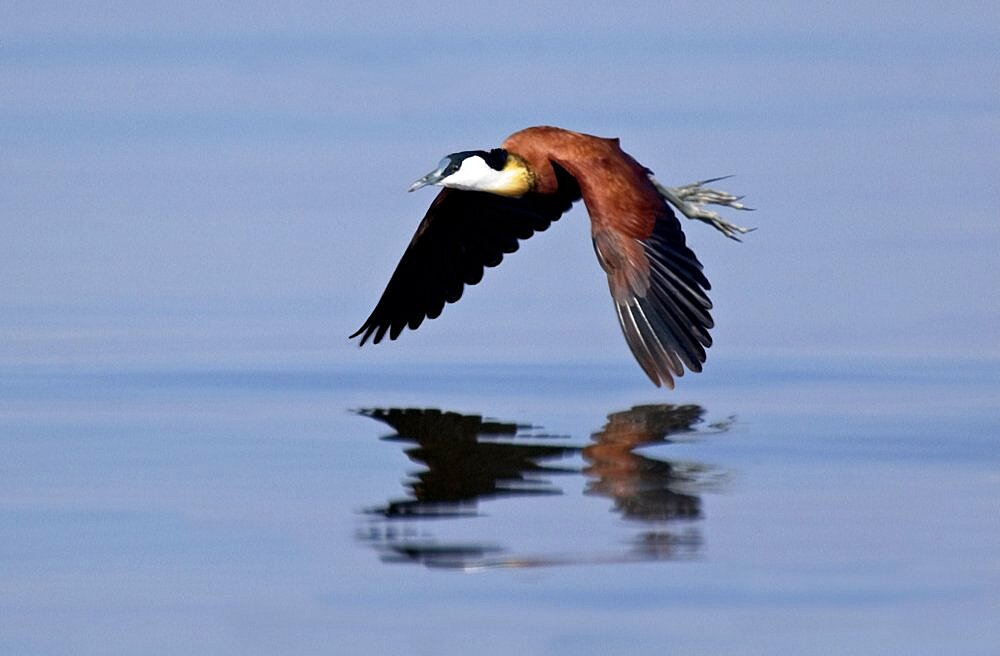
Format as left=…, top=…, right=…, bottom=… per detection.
left=351, top=166, right=580, bottom=345
left=592, top=196, right=714, bottom=389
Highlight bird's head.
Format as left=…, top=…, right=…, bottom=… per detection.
left=407, top=148, right=532, bottom=197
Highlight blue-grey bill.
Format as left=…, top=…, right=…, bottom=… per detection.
left=408, top=170, right=444, bottom=192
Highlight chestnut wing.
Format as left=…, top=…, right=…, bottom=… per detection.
left=593, top=205, right=714, bottom=389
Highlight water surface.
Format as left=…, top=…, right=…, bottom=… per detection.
left=2, top=357, right=998, bottom=654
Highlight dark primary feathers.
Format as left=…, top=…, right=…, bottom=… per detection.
left=350, top=164, right=580, bottom=346
left=593, top=211, right=713, bottom=388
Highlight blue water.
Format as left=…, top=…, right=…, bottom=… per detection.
left=2, top=357, right=998, bottom=654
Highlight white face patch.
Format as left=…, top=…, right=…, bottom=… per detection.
left=439, top=156, right=509, bottom=193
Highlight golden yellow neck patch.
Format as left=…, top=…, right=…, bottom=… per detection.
left=492, top=154, right=533, bottom=197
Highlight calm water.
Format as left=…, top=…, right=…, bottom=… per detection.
left=2, top=357, right=998, bottom=654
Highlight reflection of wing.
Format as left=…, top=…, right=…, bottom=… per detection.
left=597, top=403, right=705, bottom=445
left=351, top=165, right=581, bottom=345
left=356, top=408, right=575, bottom=518
left=358, top=407, right=521, bottom=443
left=583, top=404, right=708, bottom=521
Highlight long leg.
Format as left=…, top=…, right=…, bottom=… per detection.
left=651, top=176, right=756, bottom=242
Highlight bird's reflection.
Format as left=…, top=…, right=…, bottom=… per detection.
left=358, top=408, right=576, bottom=519
left=356, top=404, right=728, bottom=569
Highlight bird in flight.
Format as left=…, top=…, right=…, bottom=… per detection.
left=351, top=126, right=752, bottom=388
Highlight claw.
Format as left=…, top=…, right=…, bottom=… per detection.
left=650, top=176, right=756, bottom=241
left=695, top=175, right=734, bottom=186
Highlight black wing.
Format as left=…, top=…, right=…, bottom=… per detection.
left=351, top=168, right=580, bottom=345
